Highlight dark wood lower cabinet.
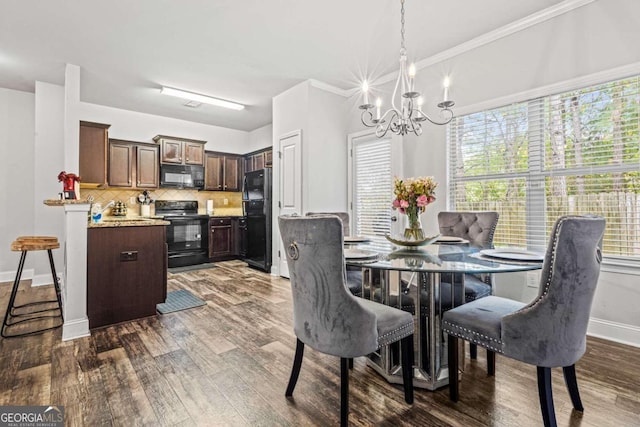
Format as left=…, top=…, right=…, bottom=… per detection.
left=209, top=217, right=233, bottom=260
left=87, top=225, right=167, bottom=329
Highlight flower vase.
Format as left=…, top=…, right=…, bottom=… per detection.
left=403, top=210, right=424, bottom=241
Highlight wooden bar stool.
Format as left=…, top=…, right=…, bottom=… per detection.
left=1, top=236, right=64, bottom=338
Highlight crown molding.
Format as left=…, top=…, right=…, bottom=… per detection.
left=376, top=0, right=596, bottom=86
left=455, top=61, right=640, bottom=117
left=308, top=79, right=351, bottom=97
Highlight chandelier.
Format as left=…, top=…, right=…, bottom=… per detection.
left=359, top=0, right=454, bottom=137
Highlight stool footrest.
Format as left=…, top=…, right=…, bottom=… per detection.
left=11, top=301, right=62, bottom=317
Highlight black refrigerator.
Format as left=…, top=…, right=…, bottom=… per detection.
left=242, top=169, right=272, bottom=272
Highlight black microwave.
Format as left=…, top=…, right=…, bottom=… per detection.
left=160, top=164, right=204, bottom=189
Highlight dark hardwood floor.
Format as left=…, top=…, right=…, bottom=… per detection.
left=1, top=260, right=639, bottom=426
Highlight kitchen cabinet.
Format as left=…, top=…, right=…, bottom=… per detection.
left=244, top=148, right=273, bottom=173
left=209, top=217, right=233, bottom=259
left=233, top=217, right=247, bottom=257
left=264, top=149, right=273, bottom=167
left=204, top=151, right=242, bottom=191
left=79, top=121, right=110, bottom=187
left=87, top=225, right=167, bottom=329
left=108, top=139, right=159, bottom=188
left=153, top=135, right=205, bottom=166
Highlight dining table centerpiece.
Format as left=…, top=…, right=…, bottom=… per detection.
left=392, top=176, right=438, bottom=241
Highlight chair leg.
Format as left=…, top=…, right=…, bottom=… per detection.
left=340, top=357, right=349, bottom=427
left=487, top=350, right=495, bottom=376
left=537, top=366, right=557, bottom=427
left=1, top=251, right=27, bottom=338
left=400, top=335, right=414, bottom=404
left=285, top=339, right=305, bottom=397
left=563, top=364, right=584, bottom=412
left=47, top=249, right=64, bottom=322
left=470, top=343, right=478, bottom=359
left=448, top=334, right=459, bottom=402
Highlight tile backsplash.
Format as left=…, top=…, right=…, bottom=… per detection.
left=83, top=188, right=242, bottom=216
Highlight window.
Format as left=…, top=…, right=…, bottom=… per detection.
left=448, top=75, right=640, bottom=257
left=348, top=131, right=402, bottom=245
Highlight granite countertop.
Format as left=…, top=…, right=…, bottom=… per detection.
left=44, top=199, right=91, bottom=206
left=88, top=216, right=170, bottom=228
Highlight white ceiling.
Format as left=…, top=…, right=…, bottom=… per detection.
left=0, top=0, right=567, bottom=132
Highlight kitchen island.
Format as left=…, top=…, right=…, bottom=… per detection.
left=87, top=217, right=169, bottom=328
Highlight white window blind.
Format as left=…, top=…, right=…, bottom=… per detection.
left=352, top=138, right=392, bottom=244
left=449, top=75, right=640, bottom=257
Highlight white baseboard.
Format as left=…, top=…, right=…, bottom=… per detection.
left=0, top=268, right=35, bottom=284
left=0, top=269, right=62, bottom=287
left=588, top=317, right=640, bottom=348
left=62, top=318, right=90, bottom=341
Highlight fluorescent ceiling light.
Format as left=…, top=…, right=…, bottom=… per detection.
left=160, top=86, right=245, bottom=110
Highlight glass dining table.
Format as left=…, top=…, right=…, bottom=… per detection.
left=345, top=240, right=543, bottom=390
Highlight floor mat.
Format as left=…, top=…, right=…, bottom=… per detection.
left=168, top=263, right=216, bottom=274
left=157, top=289, right=206, bottom=314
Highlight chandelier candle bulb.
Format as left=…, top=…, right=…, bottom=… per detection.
left=362, top=81, right=370, bottom=106
left=376, top=98, right=382, bottom=120
left=443, top=76, right=450, bottom=102
left=408, top=63, right=416, bottom=91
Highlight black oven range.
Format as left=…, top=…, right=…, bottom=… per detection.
left=155, top=200, right=209, bottom=268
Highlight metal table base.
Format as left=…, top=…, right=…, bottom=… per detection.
left=361, top=268, right=462, bottom=390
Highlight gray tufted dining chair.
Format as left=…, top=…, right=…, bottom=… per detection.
left=437, top=211, right=499, bottom=359
left=437, top=211, right=500, bottom=302
left=306, top=211, right=365, bottom=298
left=279, top=215, right=414, bottom=427
left=442, top=215, right=606, bottom=427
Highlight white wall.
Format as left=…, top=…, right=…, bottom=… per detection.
left=246, top=123, right=273, bottom=153
left=33, top=82, right=66, bottom=281
left=271, top=81, right=349, bottom=275
left=0, top=88, right=37, bottom=278
left=347, top=0, right=640, bottom=345
left=77, top=102, right=250, bottom=154
left=305, top=86, right=349, bottom=213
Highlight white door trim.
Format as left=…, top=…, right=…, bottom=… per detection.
left=277, top=129, right=303, bottom=278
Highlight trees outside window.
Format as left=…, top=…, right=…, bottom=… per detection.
left=449, top=76, right=640, bottom=257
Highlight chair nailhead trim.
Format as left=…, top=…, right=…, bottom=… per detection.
left=378, top=322, right=414, bottom=345
left=442, top=320, right=504, bottom=353
left=512, top=217, right=568, bottom=316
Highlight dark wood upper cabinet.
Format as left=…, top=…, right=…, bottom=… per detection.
left=244, top=148, right=273, bottom=173
left=153, top=135, right=205, bottom=166
left=79, top=121, right=110, bottom=187
left=108, top=139, right=159, bottom=189
left=108, top=142, right=133, bottom=187
left=205, top=151, right=242, bottom=191
left=184, top=141, right=205, bottom=165
left=224, top=156, right=242, bottom=191
left=205, top=152, right=223, bottom=191
left=136, top=145, right=159, bottom=188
